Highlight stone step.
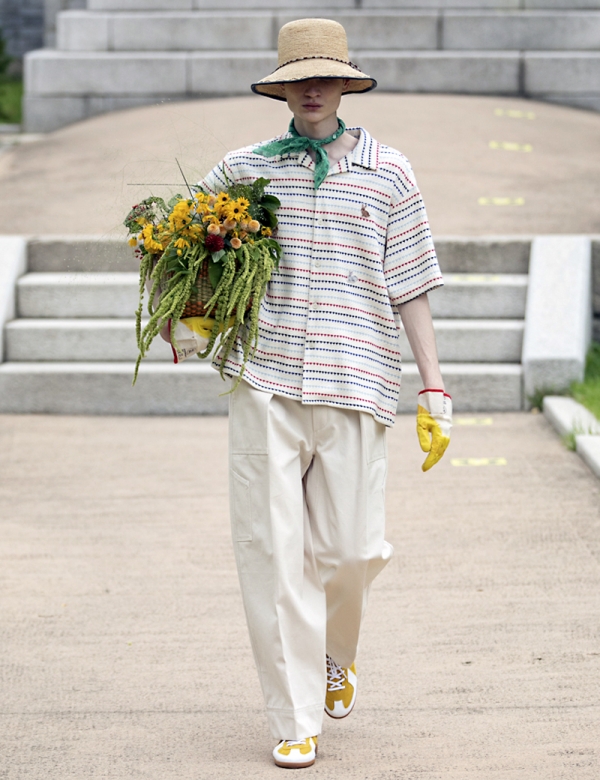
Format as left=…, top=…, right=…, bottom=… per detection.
left=56, top=9, right=600, bottom=53
left=15, top=273, right=528, bottom=319
left=0, top=361, right=523, bottom=414
left=24, top=49, right=600, bottom=132
left=17, top=273, right=141, bottom=318
left=4, top=318, right=524, bottom=363
left=24, top=236, right=532, bottom=275
left=86, top=1, right=600, bottom=10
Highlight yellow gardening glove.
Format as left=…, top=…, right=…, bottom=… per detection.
left=416, top=389, right=453, bottom=472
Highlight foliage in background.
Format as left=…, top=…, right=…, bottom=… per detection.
left=0, top=28, right=21, bottom=125
left=571, top=341, right=600, bottom=421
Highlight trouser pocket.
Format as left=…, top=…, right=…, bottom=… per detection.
left=230, top=467, right=253, bottom=542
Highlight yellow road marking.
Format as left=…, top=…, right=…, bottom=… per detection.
left=494, top=108, right=536, bottom=120
left=451, top=457, right=507, bottom=467
left=478, top=197, right=525, bottom=206
left=455, top=418, right=494, bottom=426
left=489, top=141, right=533, bottom=153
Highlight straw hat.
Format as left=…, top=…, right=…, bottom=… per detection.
left=251, top=18, right=377, bottom=101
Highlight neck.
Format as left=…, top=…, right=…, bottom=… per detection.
left=292, top=114, right=340, bottom=141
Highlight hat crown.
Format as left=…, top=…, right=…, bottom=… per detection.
left=277, top=19, right=350, bottom=68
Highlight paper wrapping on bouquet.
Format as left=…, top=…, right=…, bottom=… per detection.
left=169, top=318, right=211, bottom=363
left=169, top=315, right=237, bottom=363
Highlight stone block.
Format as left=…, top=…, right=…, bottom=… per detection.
left=576, top=435, right=600, bottom=479
left=17, top=273, right=139, bottom=318
left=111, top=12, right=273, bottom=52
left=398, top=363, right=523, bottom=412
left=541, top=94, right=600, bottom=112
left=429, top=274, right=528, bottom=318
left=5, top=319, right=174, bottom=362
left=57, top=10, right=110, bottom=51
left=0, top=237, right=27, bottom=363
left=276, top=11, right=438, bottom=50
left=365, top=0, right=520, bottom=7
left=444, top=11, right=600, bottom=50
left=45, top=0, right=87, bottom=47
left=189, top=52, right=277, bottom=95
left=356, top=52, right=520, bottom=93
left=88, top=0, right=193, bottom=8
left=22, top=95, right=87, bottom=133
left=193, top=0, right=355, bottom=6
left=27, top=236, right=137, bottom=272
left=525, top=0, right=600, bottom=8
left=0, top=362, right=229, bottom=414
left=399, top=319, right=524, bottom=363
left=525, top=52, right=600, bottom=93
left=25, top=50, right=188, bottom=96
left=435, top=236, right=531, bottom=274
left=88, top=0, right=355, bottom=6
left=543, top=395, right=600, bottom=436
left=593, top=239, right=600, bottom=316
left=522, top=236, right=592, bottom=398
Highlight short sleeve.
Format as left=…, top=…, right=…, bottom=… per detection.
left=383, top=168, right=443, bottom=306
left=197, top=155, right=234, bottom=195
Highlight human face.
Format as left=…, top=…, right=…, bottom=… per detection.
left=282, top=78, right=348, bottom=139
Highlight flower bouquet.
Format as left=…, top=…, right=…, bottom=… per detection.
left=125, top=174, right=281, bottom=387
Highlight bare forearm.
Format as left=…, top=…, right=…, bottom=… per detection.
left=398, top=294, right=444, bottom=390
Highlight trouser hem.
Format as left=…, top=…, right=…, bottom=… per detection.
left=267, top=703, right=325, bottom=740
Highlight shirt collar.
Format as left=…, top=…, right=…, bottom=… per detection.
left=272, top=126, right=380, bottom=174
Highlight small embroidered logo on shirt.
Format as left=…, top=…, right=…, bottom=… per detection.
left=361, top=205, right=370, bottom=218
left=348, top=271, right=358, bottom=283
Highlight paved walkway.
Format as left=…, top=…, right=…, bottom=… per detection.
left=2, top=411, right=599, bottom=778
left=0, top=93, right=599, bottom=237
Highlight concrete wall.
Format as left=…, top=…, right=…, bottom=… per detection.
left=0, top=0, right=44, bottom=64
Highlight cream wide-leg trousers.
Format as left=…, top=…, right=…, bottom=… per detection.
left=228, top=380, right=394, bottom=740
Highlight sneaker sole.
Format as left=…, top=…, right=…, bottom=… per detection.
left=274, top=745, right=318, bottom=769
left=324, top=699, right=355, bottom=719
left=274, top=757, right=316, bottom=769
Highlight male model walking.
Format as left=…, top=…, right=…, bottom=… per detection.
left=200, top=18, right=452, bottom=769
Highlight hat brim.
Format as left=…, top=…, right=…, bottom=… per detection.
left=251, top=58, right=376, bottom=101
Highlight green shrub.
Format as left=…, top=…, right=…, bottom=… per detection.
left=571, top=342, right=600, bottom=421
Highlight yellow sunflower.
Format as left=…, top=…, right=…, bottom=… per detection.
left=141, top=224, right=163, bottom=253
left=223, top=201, right=247, bottom=222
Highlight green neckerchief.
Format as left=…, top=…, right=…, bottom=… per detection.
left=253, top=118, right=346, bottom=189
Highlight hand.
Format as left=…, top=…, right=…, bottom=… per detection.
left=416, top=389, right=452, bottom=472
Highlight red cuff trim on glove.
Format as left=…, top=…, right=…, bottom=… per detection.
left=419, top=388, right=452, bottom=399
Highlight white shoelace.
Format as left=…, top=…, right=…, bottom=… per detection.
left=326, top=655, right=346, bottom=692
left=282, top=739, right=308, bottom=747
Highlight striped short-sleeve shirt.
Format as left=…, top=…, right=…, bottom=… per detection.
left=200, top=126, right=443, bottom=427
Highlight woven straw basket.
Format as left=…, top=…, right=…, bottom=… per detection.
left=179, top=258, right=252, bottom=319
left=181, top=260, right=215, bottom=318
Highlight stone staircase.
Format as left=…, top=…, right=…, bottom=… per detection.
left=0, top=236, right=529, bottom=414
left=24, top=0, right=600, bottom=132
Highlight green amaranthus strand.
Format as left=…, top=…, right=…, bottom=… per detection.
left=133, top=238, right=279, bottom=388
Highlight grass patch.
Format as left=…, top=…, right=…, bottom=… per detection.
left=571, top=342, right=600, bottom=421
left=0, top=78, right=23, bottom=124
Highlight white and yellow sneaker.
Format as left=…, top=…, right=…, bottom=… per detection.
left=273, top=736, right=318, bottom=768
left=324, top=655, right=357, bottom=719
